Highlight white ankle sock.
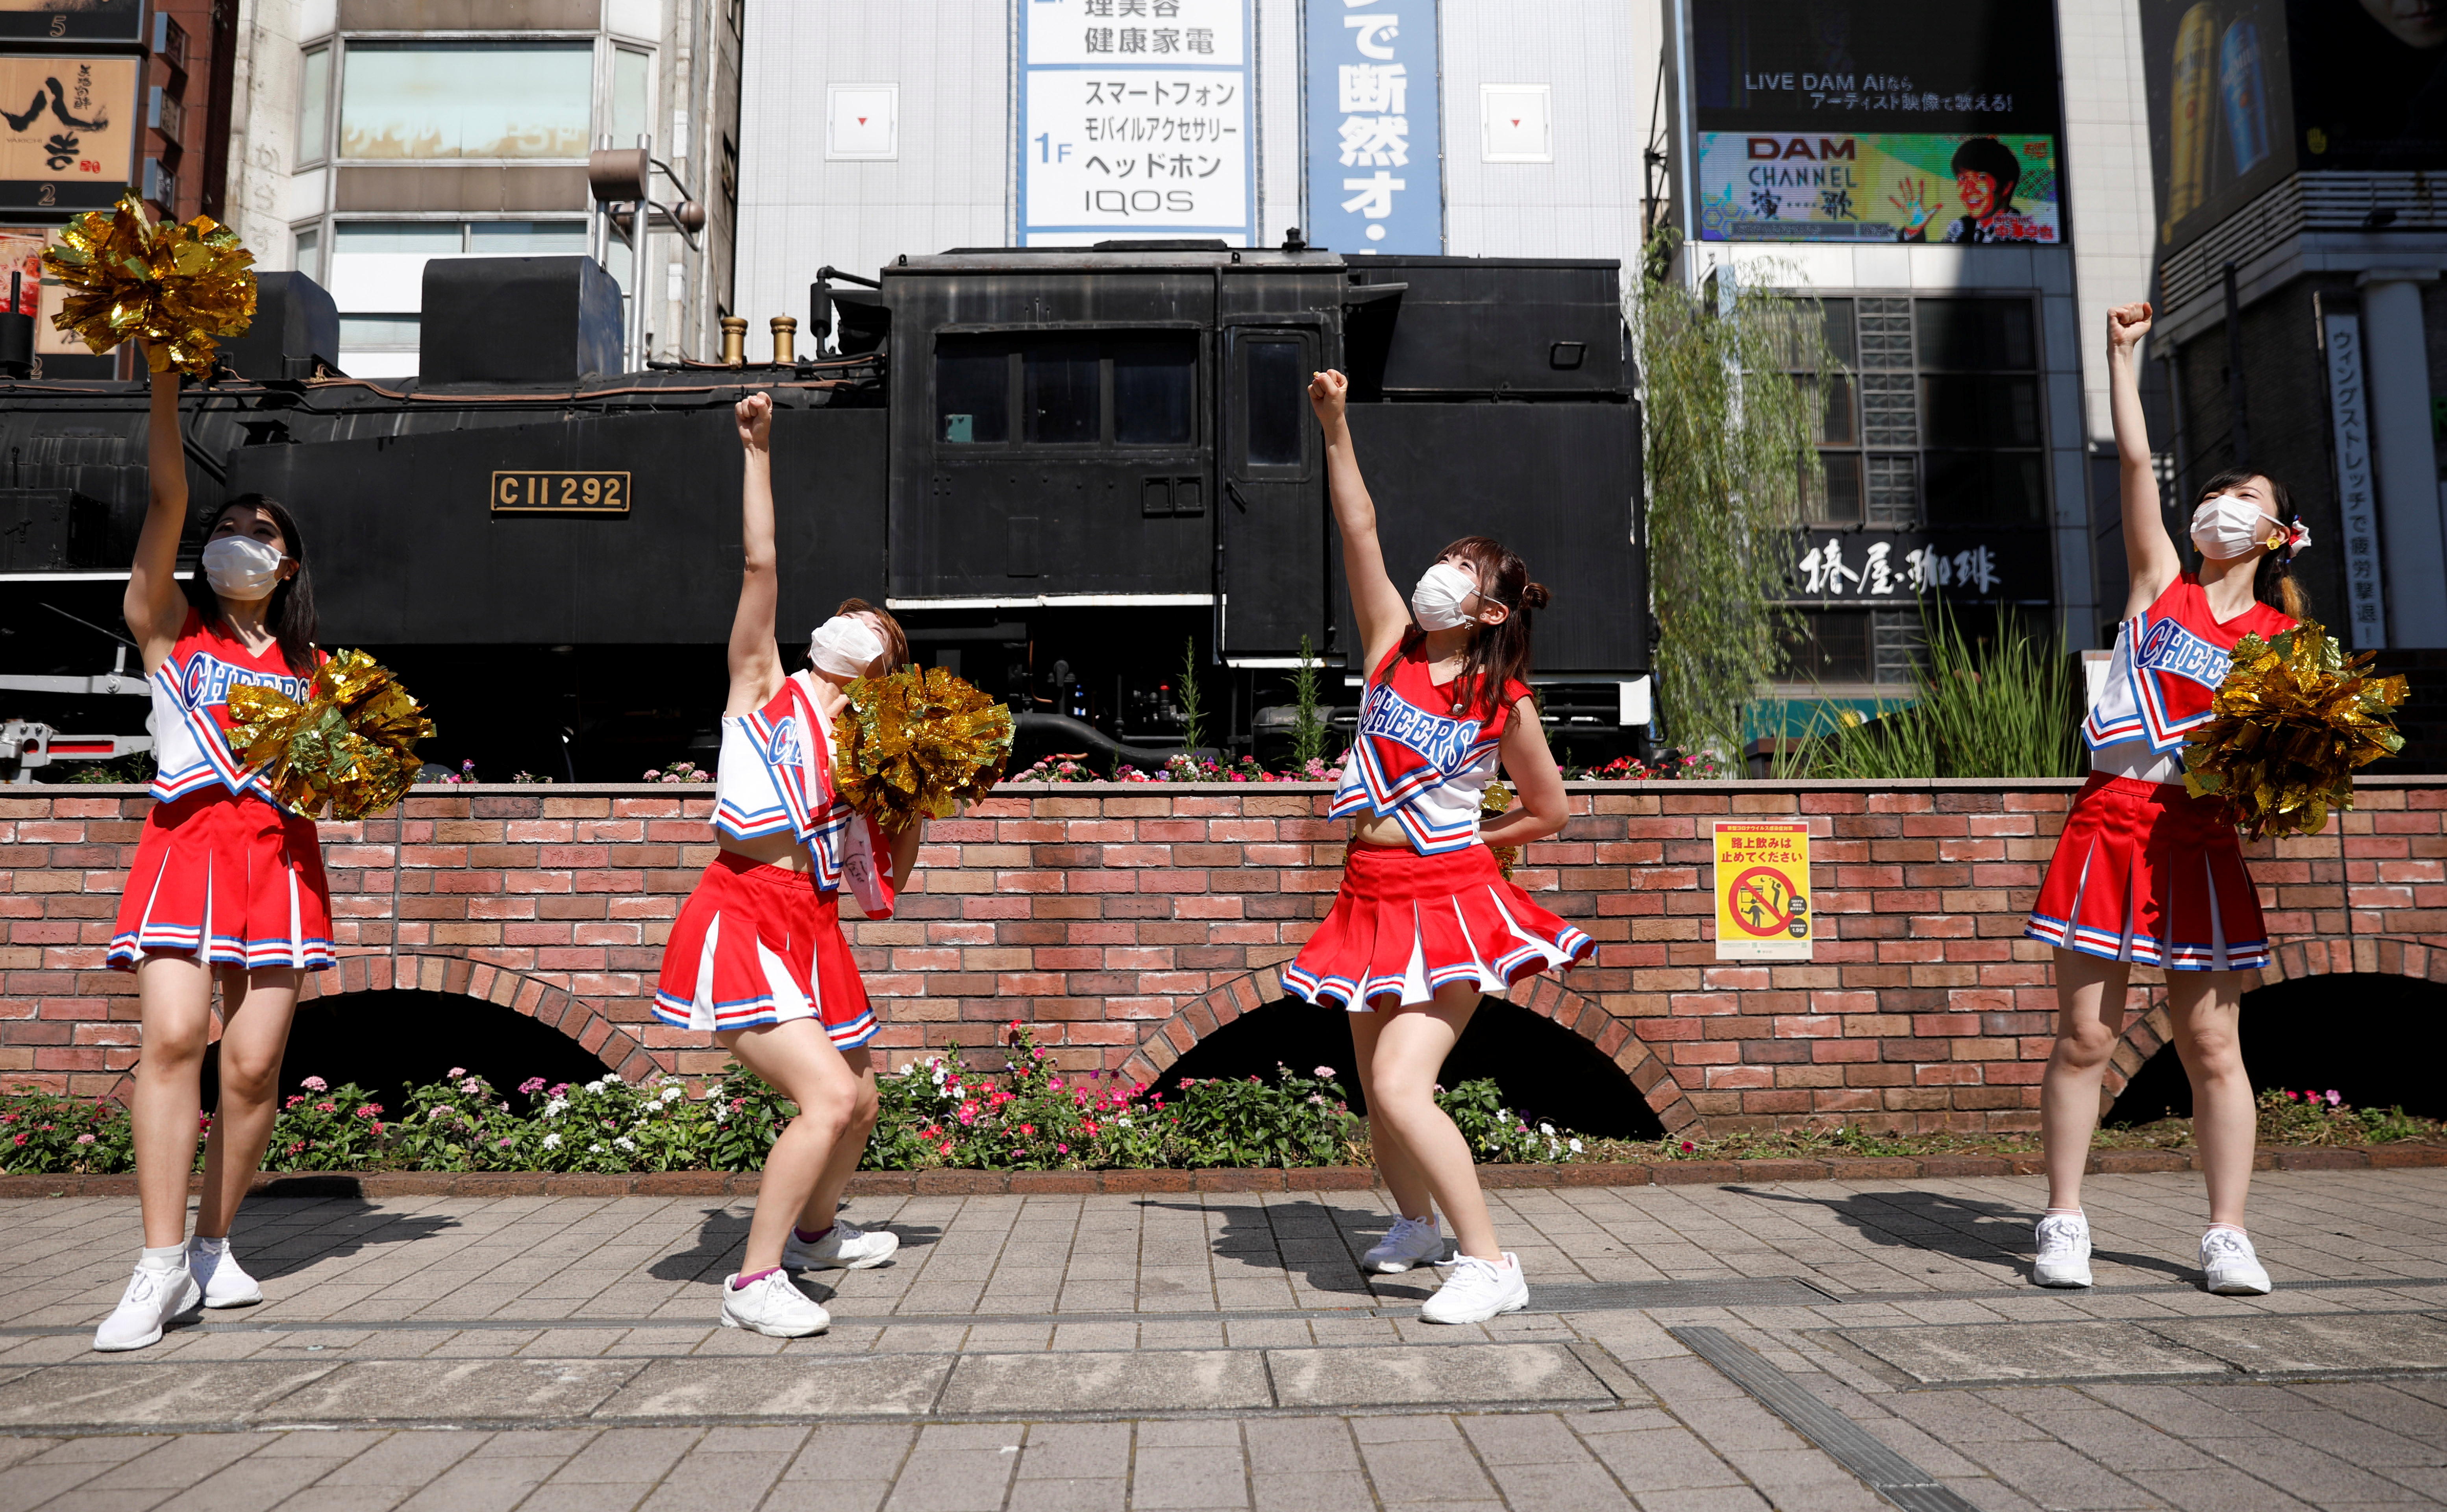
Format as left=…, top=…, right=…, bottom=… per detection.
left=139, top=1244, right=185, bottom=1270
left=193, top=1236, right=228, bottom=1254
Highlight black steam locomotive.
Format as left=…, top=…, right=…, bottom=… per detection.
left=0, top=242, right=1646, bottom=782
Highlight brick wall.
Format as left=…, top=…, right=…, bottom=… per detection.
left=5, top=778, right=2443, bottom=1135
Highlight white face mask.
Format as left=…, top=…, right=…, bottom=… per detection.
left=2189, top=494, right=2284, bottom=560
left=1410, top=562, right=1481, bottom=630
left=200, top=536, right=288, bottom=601
left=809, top=614, right=887, bottom=678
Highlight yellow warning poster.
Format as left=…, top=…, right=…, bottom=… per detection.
left=1713, top=821, right=1812, bottom=961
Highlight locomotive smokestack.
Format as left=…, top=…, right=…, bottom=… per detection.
left=770, top=315, right=797, bottom=365
left=720, top=315, right=747, bottom=367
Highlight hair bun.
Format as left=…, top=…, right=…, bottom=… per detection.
left=1519, top=581, right=1551, bottom=611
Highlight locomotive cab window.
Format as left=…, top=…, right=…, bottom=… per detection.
left=935, top=333, right=1198, bottom=449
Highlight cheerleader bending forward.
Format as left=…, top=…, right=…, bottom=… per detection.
left=1285, top=370, right=1594, bottom=1324
left=653, top=392, right=924, bottom=1337
left=94, top=362, right=335, bottom=1351
left=2023, top=301, right=2312, bottom=1297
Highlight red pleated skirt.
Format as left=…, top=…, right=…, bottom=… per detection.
left=653, top=852, right=876, bottom=1045
left=109, top=789, right=334, bottom=973
left=1284, top=842, right=1594, bottom=1011
left=2025, top=771, right=2271, bottom=972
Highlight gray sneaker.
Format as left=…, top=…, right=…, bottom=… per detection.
left=1362, top=1215, right=1447, bottom=1274
left=2032, top=1211, right=2094, bottom=1288
left=2200, top=1228, right=2272, bottom=1295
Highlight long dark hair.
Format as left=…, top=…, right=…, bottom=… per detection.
left=182, top=493, right=319, bottom=676
left=1430, top=535, right=1551, bottom=722
left=2192, top=468, right=2308, bottom=621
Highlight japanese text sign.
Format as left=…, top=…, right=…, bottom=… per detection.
left=2321, top=313, right=2387, bottom=650
left=1020, top=0, right=1253, bottom=247
left=1714, top=821, right=1812, bottom=962
left=1788, top=530, right=2046, bottom=604
left=1305, top=0, right=1441, bottom=254
left=0, top=55, right=138, bottom=214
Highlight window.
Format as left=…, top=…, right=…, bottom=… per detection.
left=470, top=220, right=589, bottom=253
left=1244, top=340, right=1303, bottom=466
left=1784, top=610, right=1872, bottom=684
left=935, top=333, right=1198, bottom=448
left=293, top=226, right=320, bottom=282
left=296, top=45, right=330, bottom=163
left=339, top=43, right=593, bottom=159
left=610, top=48, right=650, bottom=149
left=339, top=315, right=421, bottom=346
left=1801, top=296, right=2043, bottom=529
left=335, top=221, right=461, bottom=253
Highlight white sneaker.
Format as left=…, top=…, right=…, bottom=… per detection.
left=783, top=1221, right=899, bottom=1272
left=188, top=1238, right=262, bottom=1308
left=2032, top=1211, right=2094, bottom=1288
left=720, top=1269, right=831, bottom=1337
left=2201, top=1227, right=2273, bottom=1296
left=93, top=1259, right=201, bottom=1352
left=1420, top=1252, right=1529, bottom=1324
left=1362, top=1215, right=1447, bottom=1274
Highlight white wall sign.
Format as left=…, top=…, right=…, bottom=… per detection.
left=2322, top=312, right=2388, bottom=650
left=1480, top=83, right=1551, bottom=163
left=1018, top=0, right=1253, bottom=247
left=827, top=84, right=898, bottom=160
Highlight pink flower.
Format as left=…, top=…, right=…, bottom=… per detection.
left=1020, top=1123, right=1035, bottom=1136
left=1049, top=1078, right=1063, bottom=1091
left=2325, top=1090, right=2342, bottom=1106
left=518, top=1078, right=548, bottom=1095
left=76, top=1133, right=95, bottom=1145
left=2285, top=1090, right=2300, bottom=1101
left=1314, top=1066, right=1336, bottom=1078
left=938, top=1141, right=954, bottom=1155
left=301, top=1076, right=328, bottom=1092
left=461, top=1078, right=483, bottom=1095
left=285, top=1095, right=305, bottom=1108
left=1056, top=1143, right=1070, bottom=1154
left=198, top=1111, right=212, bottom=1128
left=447, top=1067, right=466, bottom=1078
left=371, top=1122, right=385, bottom=1135
left=1680, top=1140, right=1695, bottom=1153
left=497, top=1137, right=513, bottom=1148
left=10, top=1134, right=22, bottom=1147
left=316, top=1102, right=337, bottom=1114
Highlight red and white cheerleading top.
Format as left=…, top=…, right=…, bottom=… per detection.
left=148, top=608, right=318, bottom=811
left=1328, top=634, right=1532, bottom=855
left=2083, top=573, right=2294, bottom=779
left=711, top=671, right=894, bottom=912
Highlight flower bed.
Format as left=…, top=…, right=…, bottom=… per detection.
left=5, top=1024, right=2437, bottom=1181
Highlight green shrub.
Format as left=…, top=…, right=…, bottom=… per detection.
left=1799, top=600, right=2082, bottom=780
left=0, top=1087, right=135, bottom=1174
left=263, top=1078, right=391, bottom=1171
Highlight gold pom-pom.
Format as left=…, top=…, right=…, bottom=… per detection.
left=226, top=651, right=435, bottom=821
left=1482, top=779, right=1518, bottom=879
left=40, top=189, right=256, bottom=380
left=2182, top=618, right=2408, bottom=840
left=831, top=665, right=1015, bottom=826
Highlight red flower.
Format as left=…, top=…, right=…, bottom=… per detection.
left=1020, top=1123, right=1035, bottom=1136
left=1680, top=1140, right=1695, bottom=1153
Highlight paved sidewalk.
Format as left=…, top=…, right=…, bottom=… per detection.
left=2, top=1169, right=2443, bottom=1510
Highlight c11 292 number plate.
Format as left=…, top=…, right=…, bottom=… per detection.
left=491, top=471, right=631, bottom=514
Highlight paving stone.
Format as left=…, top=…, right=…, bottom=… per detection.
left=935, top=1350, right=1271, bottom=1415
left=2148, top=1311, right=2447, bottom=1375
left=594, top=1355, right=951, bottom=1420
left=0, top=1364, right=339, bottom=1430
left=1831, top=1320, right=2229, bottom=1384
left=264, top=1359, right=645, bottom=1423
left=1266, top=1343, right=1609, bottom=1408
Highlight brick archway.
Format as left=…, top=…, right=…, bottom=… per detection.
left=300, top=954, right=664, bottom=1086
left=2100, top=938, right=2447, bottom=1109
left=1107, top=967, right=1700, bottom=1134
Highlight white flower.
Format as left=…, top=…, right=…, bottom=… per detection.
left=544, top=1098, right=568, bottom=1119
left=614, top=1137, right=636, bottom=1152
left=712, top=1103, right=728, bottom=1124
left=590, top=1142, right=606, bottom=1153
left=584, top=1079, right=607, bottom=1095
left=1313, top=1066, right=1336, bottom=1078
left=541, top=1132, right=562, bottom=1150
left=1569, top=1139, right=1584, bottom=1153
left=660, top=1086, right=684, bottom=1103
left=1116, top=1117, right=1133, bottom=1129
left=1539, top=1122, right=1556, bottom=1136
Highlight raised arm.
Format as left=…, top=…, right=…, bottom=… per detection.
left=2107, top=302, right=2182, bottom=617
left=125, top=363, right=191, bottom=672
left=1308, top=370, right=1410, bottom=668
left=724, top=392, right=786, bottom=715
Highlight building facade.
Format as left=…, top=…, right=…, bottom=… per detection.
left=217, top=0, right=742, bottom=375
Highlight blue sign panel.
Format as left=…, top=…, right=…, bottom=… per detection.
left=1305, top=0, right=1441, bottom=254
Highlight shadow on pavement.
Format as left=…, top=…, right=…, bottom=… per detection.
left=1135, top=1198, right=1408, bottom=1301
left=1726, top=1184, right=2197, bottom=1284
left=237, top=1199, right=461, bottom=1282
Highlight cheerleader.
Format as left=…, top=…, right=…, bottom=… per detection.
left=94, top=362, right=334, bottom=1351
left=1286, top=369, right=1593, bottom=1324
left=2023, top=301, right=2310, bottom=1296
left=653, top=392, right=922, bottom=1337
